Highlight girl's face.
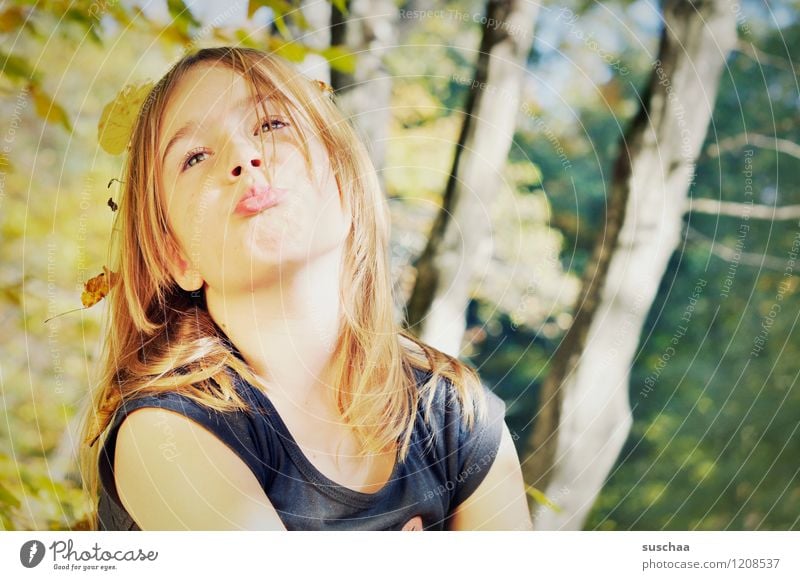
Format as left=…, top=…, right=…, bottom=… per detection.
left=157, top=63, right=351, bottom=294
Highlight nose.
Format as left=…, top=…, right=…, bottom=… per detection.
left=222, top=132, right=265, bottom=179
left=230, top=157, right=261, bottom=177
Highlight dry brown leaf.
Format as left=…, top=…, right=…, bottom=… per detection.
left=81, top=266, right=118, bottom=308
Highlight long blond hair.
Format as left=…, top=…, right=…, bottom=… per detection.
left=78, top=46, right=488, bottom=530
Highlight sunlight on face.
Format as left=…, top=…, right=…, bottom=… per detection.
left=157, top=63, right=351, bottom=294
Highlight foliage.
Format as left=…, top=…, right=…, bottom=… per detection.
left=587, top=16, right=800, bottom=527
left=0, top=0, right=352, bottom=531
left=2, top=0, right=798, bottom=532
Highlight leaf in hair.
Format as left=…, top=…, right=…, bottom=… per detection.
left=98, top=81, right=155, bottom=155
left=314, top=79, right=334, bottom=96
left=81, top=266, right=118, bottom=308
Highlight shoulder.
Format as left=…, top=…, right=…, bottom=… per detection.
left=408, top=369, right=530, bottom=530
left=410, top=366, right=508, bottom=508
left=114, top=404, right=254, bottom=491
left=446, top=419, right=533, bottom=530
left=113, top=404, right=284, bottom=529
left=411, top=365, right=506, bottom=440
left=115, top=404, right=216, bottom=462
left=104, top=389, right=257, bottom=468
left=98, top=386, right=272, bottom=516
left=115, top=406, right=224, bottom=478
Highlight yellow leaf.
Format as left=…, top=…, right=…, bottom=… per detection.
left=30, top=84, right=72, bottom=132
left=318, top=45, right=356, bottom=75
left=81, top=266, right=118, bottom=308
left=98, top=81, right=154, bottom=155
left=266, top=36, right=307, bottom=63
left=313, top=79, right=334, bottom=96
left=525, top=485, right=563, bottom=513
left=0, top=6, right=26, bottom=34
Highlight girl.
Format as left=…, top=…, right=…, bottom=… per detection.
left=79, top=46, right=532, bottom=531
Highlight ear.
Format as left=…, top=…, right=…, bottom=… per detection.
left=165, top=237, right=204, bottom=293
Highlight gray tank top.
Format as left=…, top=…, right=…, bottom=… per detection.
left=97, top=366, right=507, bottom=530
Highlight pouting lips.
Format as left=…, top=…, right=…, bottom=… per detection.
left=234, top=185, right=288, bottom=216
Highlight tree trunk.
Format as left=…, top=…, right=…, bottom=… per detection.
left=292, top=0, right=333, bottom=81
left=330, top=0, right=398, bottom=187
left=524, top=0, right=738, bottom=530
left=403, top=0, right=539, bottom=356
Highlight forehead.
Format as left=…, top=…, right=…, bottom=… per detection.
left=156, top=62, right=315, bottom=170
left=161, top=64, right=272, bottom=130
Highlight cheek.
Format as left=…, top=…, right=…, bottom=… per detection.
left=174, top=189, right=222, bottom=266
left=181, top=203, right=210, bottom=255
left=308, top=160, right=345, bottom=228
left=318, top=165, right=347, bottom=228
left=250, top=192, right=306, bottom=252
left=277, top=145, right=343, bottom=226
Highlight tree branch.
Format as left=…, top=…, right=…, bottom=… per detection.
left=705, top=131, right=800, bottom=161
left=735, top=39, right=800, bottom=75
left=685, top=197, right=800, bottom=221
left=685, top=225, right=787, bottom=270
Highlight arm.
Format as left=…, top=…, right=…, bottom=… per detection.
left=115, top=407, right=287, bottom=530
left=447, top=422, right=533, bottom=531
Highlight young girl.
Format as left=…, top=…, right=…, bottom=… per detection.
left=79, top=46, right=532, bottom=531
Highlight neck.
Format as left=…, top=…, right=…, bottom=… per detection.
left=205, top=247, right=345, bottom=414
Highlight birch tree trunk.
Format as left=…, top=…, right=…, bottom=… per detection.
left=292, top=0, right=332, bottom=81
left=524, top=0, right=738, bottom=530
left=403, top=0, right=539, bottom=356
left=330, top=0, right=398, bottom=186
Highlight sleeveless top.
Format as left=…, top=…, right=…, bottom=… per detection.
left=96, top=366, right=507, bottom=531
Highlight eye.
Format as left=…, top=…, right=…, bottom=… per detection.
left=181, top=148, right=209, bottom=172
left=255, top=117, right=288, bottom=135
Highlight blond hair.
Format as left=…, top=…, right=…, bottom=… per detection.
left=78, top=46, right=488, bottom=530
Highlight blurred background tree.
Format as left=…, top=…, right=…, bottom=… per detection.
left=0, top=0, right=797, bottom=531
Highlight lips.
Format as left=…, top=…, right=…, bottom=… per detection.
left=234, top=184, right=288, bottom=217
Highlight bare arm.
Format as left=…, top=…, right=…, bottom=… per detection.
left=115, top=407, right=287, bottom=530
left=447, top=422, right=533, bottom=531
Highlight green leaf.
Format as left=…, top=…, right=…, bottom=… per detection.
left=248, top=0, right=309, bottom=30
left=318, top=45, right=356, bottom=74
left=0, top=155, right=14, bottom=175
left=267, top=36, right=307, bottom=63
left=249, top=0, right=286, bottom=20
left=331, top=0, right=348, bottom=16
left=64, top=8, right=102, bottom=44
left=0, top=482, right=20, bottom=509
left=272, top=13, right=293, bottom=40
left=0, top=51, right=37, bottom=82
left=167, top=0, right=201, bottom=28
left=0, top=511, right=15, bottom=531
left=525, top=485, right=562, bottom=512
left=30, top=83, right=73, bottom=133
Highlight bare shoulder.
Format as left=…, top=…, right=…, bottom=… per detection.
left=115, top=407, right=286, bottom=530
left=448, top=422, right=533, bottom=531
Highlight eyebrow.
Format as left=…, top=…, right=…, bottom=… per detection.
left=160, top=94, right=277, bottom=167
left=161, top=122, right=196, bottom=167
